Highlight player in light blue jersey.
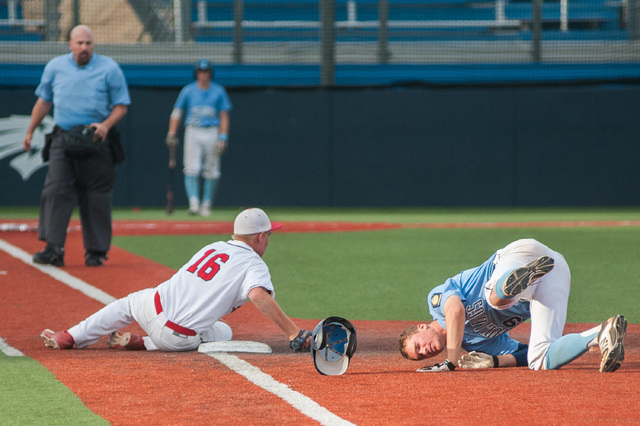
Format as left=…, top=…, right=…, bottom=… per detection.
left=166, top=59, right=232, bottom=216
left=399, top=239, right=627, bottom=373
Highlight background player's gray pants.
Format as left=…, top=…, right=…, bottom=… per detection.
left=38, top=131, right=116, bottom=254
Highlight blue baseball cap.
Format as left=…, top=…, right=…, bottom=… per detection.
left=195, top=59, right=212, bottom=72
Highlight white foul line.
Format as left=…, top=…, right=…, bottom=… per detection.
left=0, top=238, right=353, bottom=425
left=0, top=238, right=116, bottom=305
left=209, top=352, right=354, bottom=426
left=0, top=337, right=24, bottom=356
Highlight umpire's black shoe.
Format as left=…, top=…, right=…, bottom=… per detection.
left=85, top=252, right=108, bottom=267
left=33, top=245, right=65, bottom=267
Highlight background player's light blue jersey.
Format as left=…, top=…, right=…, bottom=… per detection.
left=173, top=82, right=232, bottom=128
left=428, top=252, right=530, bottom=356
left=36, top=52, right=130, bottom=130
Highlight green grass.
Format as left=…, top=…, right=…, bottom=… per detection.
left=4, top=206, right=639, bottom=323
left=0, top=354, right=107, bottom=425
left=4, top=205, right=640, bottom=223
left=112, top=218, right=640, bottom=324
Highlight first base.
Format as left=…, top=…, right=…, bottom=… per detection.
left=198, top=340, right=272, bottom=354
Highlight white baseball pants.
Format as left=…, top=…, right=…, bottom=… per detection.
left=68, top=287, right=232, bottom=351
left=183, top=126, right=221, bottom=179
left=483, top=239, right=571, bottom=370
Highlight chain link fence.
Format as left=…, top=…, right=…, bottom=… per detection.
left=1, top=0, right=639, bottom=86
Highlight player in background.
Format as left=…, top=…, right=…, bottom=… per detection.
left=399, top=239, right=626, bottom=373
left=41, top=208, right=312, bottom=353
left=166, top=59, right=231, bottom=216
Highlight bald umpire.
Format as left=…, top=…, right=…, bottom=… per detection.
left=23, top=24, right=130, bottom=267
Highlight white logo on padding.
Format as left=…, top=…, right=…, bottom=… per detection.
left=0, top=115, right=55, bottom=181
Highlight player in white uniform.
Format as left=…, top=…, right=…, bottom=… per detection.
left=399, top=239, right=627, bottom=373
left=41, top=208, right=312, bottom=352
left=166, top=59, right=231, bottom=216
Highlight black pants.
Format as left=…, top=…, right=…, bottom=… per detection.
left=38, top=129, right=116, bottom=254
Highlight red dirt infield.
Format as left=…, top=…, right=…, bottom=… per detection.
left=0, top=220, right=638, bottom=424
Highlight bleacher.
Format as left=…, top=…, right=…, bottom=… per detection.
left=0, top=0, right=637, bottom=87
left=191, top=0, right=627, bottom=42
left=0, top=0, right=43, bottom=41
left=506, top=0, right=620, bottom=29
left=0, top=0, right=628, bottom=43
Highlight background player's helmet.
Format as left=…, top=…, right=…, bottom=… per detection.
left=194, top=59, right=214, bottom=79
left=311, top=316, right=357, bottom=375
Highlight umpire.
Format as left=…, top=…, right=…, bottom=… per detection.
left=22, top=25, right=130, bottom=267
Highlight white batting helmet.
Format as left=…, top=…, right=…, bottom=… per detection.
left=311, top=316, right=357, bottom=375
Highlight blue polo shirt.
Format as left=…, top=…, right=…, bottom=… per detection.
left=427, top=252, right=531, bottom=356
left=173, top=82, right=232, bottom=128
left=35, top=52, right=130, bottom=130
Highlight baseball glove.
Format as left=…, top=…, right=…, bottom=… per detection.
left=215, top=139, right=227, bottom=155
left=166, top=134, right=179, bottom=148
left=63, top=125, right=99, bottom=159
left=459, top=351, right=498, bottom=369
left=416, top=359, right=456, bottom=372
left=289, top=329, right=312, bottom=353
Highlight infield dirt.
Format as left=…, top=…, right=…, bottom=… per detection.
left=1, top=220, right=638, bottom=424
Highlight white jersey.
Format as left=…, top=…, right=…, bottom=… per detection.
left=157, top=240, right=275, bottom=333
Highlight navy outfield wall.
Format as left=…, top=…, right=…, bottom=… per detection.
left=1, top=84, right=639, bottom=207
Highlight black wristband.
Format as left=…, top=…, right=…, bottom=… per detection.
left=444, top=359, right=456, bottom=371
left=492, top=355, right=500, bottom=368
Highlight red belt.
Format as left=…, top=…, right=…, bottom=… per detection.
left=154, top=292, right=197, bottom=336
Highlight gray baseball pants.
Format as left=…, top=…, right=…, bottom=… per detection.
left=37, top=129, right=116, bottom=254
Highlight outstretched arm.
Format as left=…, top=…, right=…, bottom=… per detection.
left=443, top=295, right=466, bottom=365
left=459, top=351, right=518, bottom=369
left=248, top=286, right=310, bottom=349
left=418, top=296, right=466, bottom=372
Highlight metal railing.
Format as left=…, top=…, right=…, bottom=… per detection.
left=0, top=0, right=45, bottom=27
left=1, top=0, right=636, bottom=87
left=192, top=0, right=523, bottom=30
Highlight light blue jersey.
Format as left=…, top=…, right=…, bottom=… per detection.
left=173, top=82, right=232, bottom=128
left=35, top=52, right=130, bottom=130
left=428, top=252, right=530, bottom=356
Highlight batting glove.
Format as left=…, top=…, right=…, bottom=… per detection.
left=416, top=359, right=456, bottom=372
left=458, top=351, right=498, bottom=369
left=289, top=329, right=312, bottom=353
left=166, top=134, right=179, bottom=148
left=215, top=139, right=227, bottom=155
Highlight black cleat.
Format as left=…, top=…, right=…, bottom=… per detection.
left=85, top=252, right=108, bottom=267
left=501, top=256, right=555, bottom=297
left=33, top=245, right=65, bottom=267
